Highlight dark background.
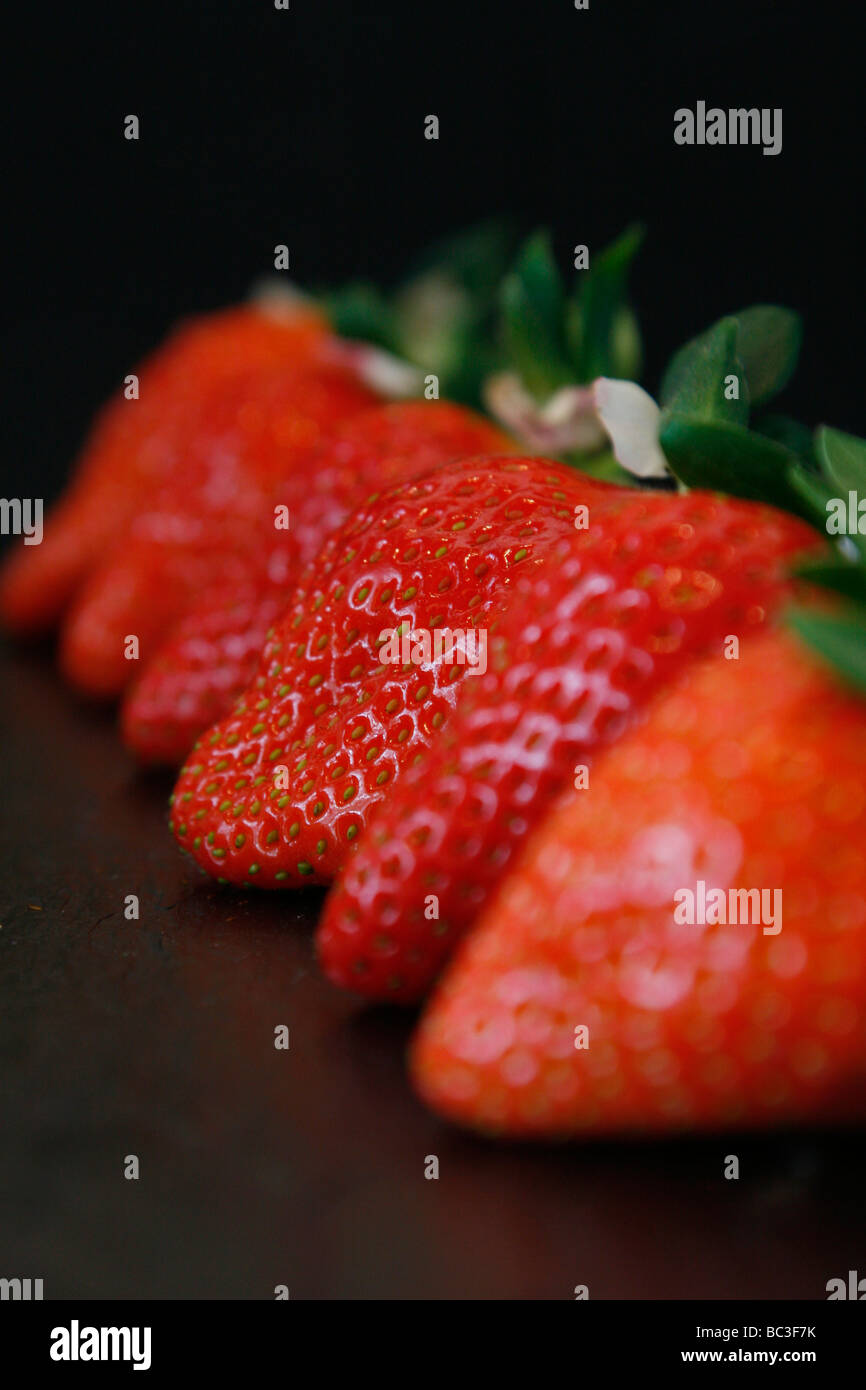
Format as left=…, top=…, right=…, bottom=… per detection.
left=1, top=0, right=862, bottom=506
left=3, top=1, right=865, bottom=1302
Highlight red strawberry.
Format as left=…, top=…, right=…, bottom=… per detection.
left=170, top=455, right=613, bottom=887
left=411, top=629, right=866, bottom=1137
left=122, top=403, right=513, bottom=763
left=57, top=358, right=378, bottom=698
left=317, top=492, right=816, bottom=1002
left=121, top=579, right=291, bottom=766
left=0, top=303, right=328, bottom=634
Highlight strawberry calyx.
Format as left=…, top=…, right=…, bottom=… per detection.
left=660, top=320, right=866, bottom=695
left=322, top=221, right=519, bottom=410
left=784, top=427, right=866, bottom=694
left=653, top=311, right=866, bottom=690
left=249, top=223, right=520, bottom=411
left=497, top=225, right=644, bottom=396
left=661, top=333, right=866, bottom=696
left=656, top=309, right=809, bottom=511
left=485, top=223, right=866, bottom=693
left=482, top=373, right=604, bottom=454
left=484, top=227, right=819, bottom=504
left=483, top=226, right=644, bottom=476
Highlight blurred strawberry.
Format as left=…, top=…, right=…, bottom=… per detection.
left=57, top=357, right=378, bottom=697
left=0, top=303, right=328, bottom=634
left=122, top=402, right=513, bottom=763
left=412, top=630, right=866, bottom=1138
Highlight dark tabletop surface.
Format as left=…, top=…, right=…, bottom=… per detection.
left=1, top=640, right=864, bottom=1301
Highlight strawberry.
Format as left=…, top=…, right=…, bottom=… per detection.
left=121, top=578, right=291, bottom=766
left=317, top=492, right=816, bottom=1002
left=169, top=455, right=612, bottom=887
left=0, top=303, right=328, bottom=634
left=122, top=403, right=513, bottom=763
left=410, top=629, right=866, bottom=1137
left=57, top=357, right=378, bottom=697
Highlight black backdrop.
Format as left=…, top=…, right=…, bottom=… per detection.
left=2, top=0, right=861, bottom=506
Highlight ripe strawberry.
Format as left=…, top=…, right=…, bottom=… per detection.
left=0, top=303, right=328, bottom=634
left=317, top=493, right=816, bottom=1002
left=170, top=455, right=613, bottom=887
left=122, top=403, right=513, bottom=763
left=57, top=358, right=378, bottom=698
left=411, top=629, right=866, bottom=1137
left=121, top=578, right=291, bottom=766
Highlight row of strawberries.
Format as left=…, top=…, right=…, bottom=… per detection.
left=3, top=256, right=865, bottom=1139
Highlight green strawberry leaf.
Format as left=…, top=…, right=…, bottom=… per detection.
left=563, top=447, right=636, bottom=486
left=661, top=305, right=800, bottom=420
left=794, top=554, right=866, bottom=604
left=564, top=297, right=583, bottom=375
left=498, top=225, right=643, bottom=399
left=659, top=415, right=814, bottom=519
left=787, top=462, right=838, bottom=528
left=428, top=327, right=505, bottom=408
left=788, top=605, right=866, bottom=695
left=325, top=282, right=400, bottom=353
left=817, top=425, right=866, bottom=495
left=754, top=413, right=818, bottom=469
left=788, top=462, right=866, bottom=560
left=610, top=306, right=643, bottom=382
left=501, top=230, right=574, bottom=397
left=660, top=317, right=748, bottom=426
left=323, top=222, right=520, bottom=410
left=401, top=219, right=518, bottom=300
left=731, top=306, right=802, bottom=406
left=575, top=223, right=644, bottom=381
